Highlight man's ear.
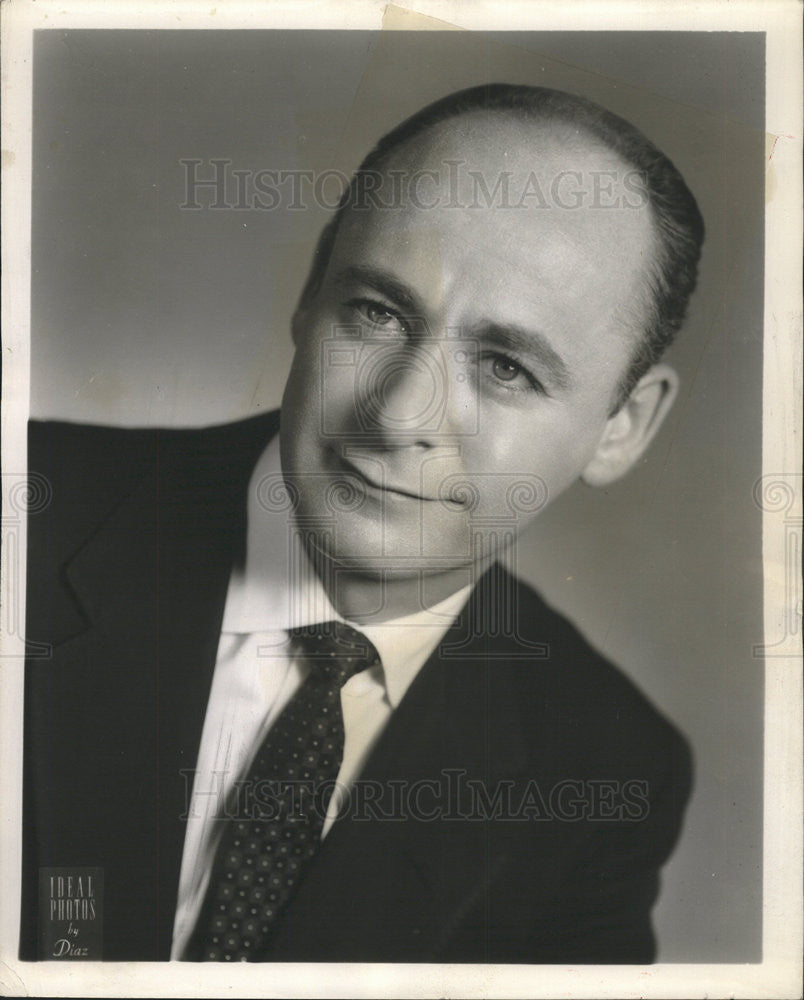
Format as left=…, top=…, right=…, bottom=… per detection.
left=581, top=363, right=679, bottom=487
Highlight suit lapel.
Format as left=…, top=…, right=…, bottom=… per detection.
left=28, top=417, right=277, bottom=959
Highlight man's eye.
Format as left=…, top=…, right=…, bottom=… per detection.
left=352, top=299, right=409, bottom=334
left=485, top=353, right=544, bottom=394
left=492, top=357, right=522, bottom=382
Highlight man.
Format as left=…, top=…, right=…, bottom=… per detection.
left=21, top=84, right=702, bottom=963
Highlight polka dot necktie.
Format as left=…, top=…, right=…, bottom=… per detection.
left=183, top=620, right=381, bottom=962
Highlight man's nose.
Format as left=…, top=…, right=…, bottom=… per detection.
left=356, top=340, right=453, bottom=444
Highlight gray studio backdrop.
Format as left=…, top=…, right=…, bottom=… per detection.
left=31, top=30, right=765, bottom=961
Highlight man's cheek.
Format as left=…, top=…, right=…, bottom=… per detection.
left=448, top=473, right=551, bottom=536
left=314, top=360, right=364, bottom=438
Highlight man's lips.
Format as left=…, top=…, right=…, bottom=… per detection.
left=335, top=452, right=440, bottom=502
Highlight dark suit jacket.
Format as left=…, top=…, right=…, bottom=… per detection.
left=21, top=412, right=692, bottom=963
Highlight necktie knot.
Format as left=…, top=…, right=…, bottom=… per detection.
left=290, top=620, right=381, bottom=687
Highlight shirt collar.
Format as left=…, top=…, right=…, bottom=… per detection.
left=358, top=589, right=470, bottom=707
left=221, top=435, right=471, bottom=708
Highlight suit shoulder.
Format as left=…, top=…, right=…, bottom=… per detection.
left=29, top=411, right=278, bottom=485
left=28, top=411, right=278, bottom=467
left=27, top=420, right=160, bottom=542
left=26, top=412, right=280, bottom=562
left=29, top=418, right=157, bottom=471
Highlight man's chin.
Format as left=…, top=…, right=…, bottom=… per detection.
left=317, top=547, right=480, bottom=622
left=316, top=548, right=465, bottom=580
left=301, top=520, right=504, bottom=577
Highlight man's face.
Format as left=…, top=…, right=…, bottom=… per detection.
left=280, top=115, right=656, bottom=586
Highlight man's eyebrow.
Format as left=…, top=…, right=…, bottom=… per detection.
left=479, top=323, right=572, bottom=390
left=334, top=266, right=571, bottom=390
left=333, top=265, right=421, bottom=315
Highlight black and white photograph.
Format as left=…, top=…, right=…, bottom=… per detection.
left=1, top=2, right=801, bottom=998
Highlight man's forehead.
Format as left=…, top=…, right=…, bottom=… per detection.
left=380, top=110, right=632, bottom=187
left=333, top=113, right=655, bottom=296
left=334, top=110, right=653, bottom=250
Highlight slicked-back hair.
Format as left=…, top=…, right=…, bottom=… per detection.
left=294, top=83, right=705, bottom=412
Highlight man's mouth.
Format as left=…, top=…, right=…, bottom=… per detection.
left=335, top=451, right=440, bottom=502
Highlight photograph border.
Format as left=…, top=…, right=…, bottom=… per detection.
left=1, top=2, right=801, bottom=997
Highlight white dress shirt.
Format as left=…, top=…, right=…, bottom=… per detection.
left=170, top=435, right=471, bottom=958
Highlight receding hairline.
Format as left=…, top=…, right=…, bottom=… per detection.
left=364, top=102, right=643, bottom=172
